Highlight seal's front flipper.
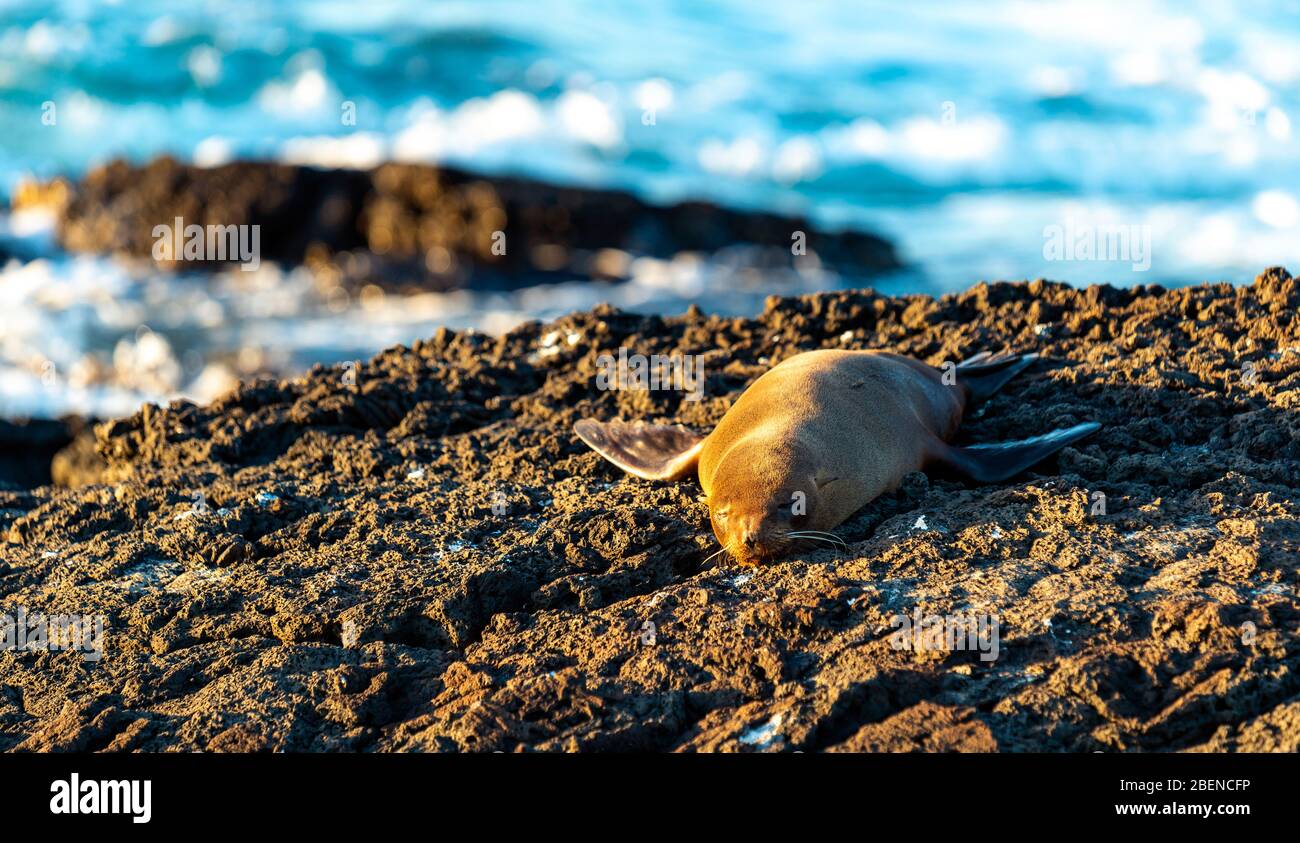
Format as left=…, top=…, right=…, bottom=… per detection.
left=957, top=351, right=1038, bottom=404
left=574, top=419, right=705, bottom=481
left=934, top=422, right=1100, bottom=483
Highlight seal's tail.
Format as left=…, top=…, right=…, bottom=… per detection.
left=934, top=422, right=1102, bottom=483
left=956, top=350, right=1038, bottom=404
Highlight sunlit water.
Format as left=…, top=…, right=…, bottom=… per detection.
left=2, top=0, right=1299, bottom=418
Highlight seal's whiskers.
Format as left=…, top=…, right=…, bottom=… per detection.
left=785, top=533, right=845, bottom=552
left=790, top=529, right=845, bottom=545
left=700, top=543, right=732, bottom=568
left=786, top=530, right=847, bottom=550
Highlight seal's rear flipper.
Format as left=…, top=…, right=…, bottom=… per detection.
left=574, top=419, right=705, bottom=481
left=935, top=422, right=1101, bottom=483
left=957, top=351, right=1038, bottom=404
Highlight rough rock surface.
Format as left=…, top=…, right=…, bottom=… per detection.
left=2, top=269, right=1299, bottom=752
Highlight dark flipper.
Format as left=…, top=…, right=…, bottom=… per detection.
left=957, top=351, right=1038, bottom=405
left=574, top=419, right=705, bottom=481
left=934, top=422, right=1101, bottom=483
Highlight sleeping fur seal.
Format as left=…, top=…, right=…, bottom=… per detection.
left=574, top=349, right=1099, bottom=566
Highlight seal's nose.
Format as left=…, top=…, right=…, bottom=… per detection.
left=741, top=527, right=757, bottom=548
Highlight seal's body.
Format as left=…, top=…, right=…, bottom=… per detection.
left=575, top=349, right=1098, bottom=565
left=698, top=351, right=960, bottom=541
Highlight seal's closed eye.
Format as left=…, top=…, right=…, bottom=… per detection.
left=574, top=419, right=706, bottom=481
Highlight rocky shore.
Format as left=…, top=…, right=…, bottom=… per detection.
left=2, top=269, right=1299, bottom=752
left=24, top=157, right=900, bottom=293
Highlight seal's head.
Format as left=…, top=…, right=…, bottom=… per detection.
left=706, top=442, right=829, bottom=565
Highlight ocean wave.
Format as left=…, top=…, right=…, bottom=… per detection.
left=5, top=1, right=1298, bottom=223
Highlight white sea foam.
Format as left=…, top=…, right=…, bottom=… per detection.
left=0, top=235, right=882, bottom=421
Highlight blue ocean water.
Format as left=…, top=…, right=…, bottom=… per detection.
left=3, top=0, right=1300, bottom=420
left=3, top=0, right=1300, bottom=290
